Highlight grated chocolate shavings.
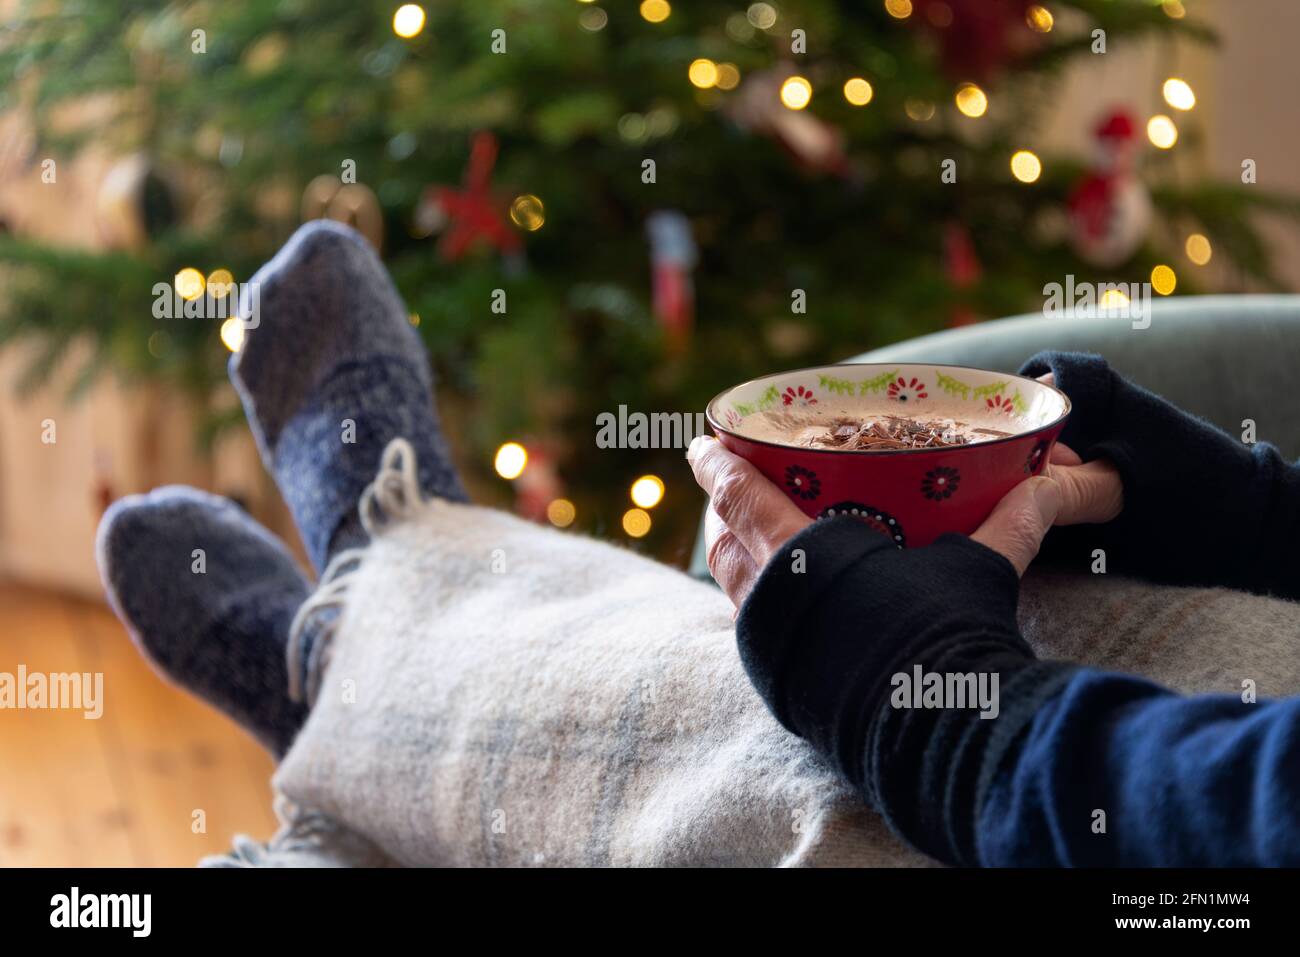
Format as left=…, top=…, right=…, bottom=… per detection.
left=795, top=415, right=1010, bottom=451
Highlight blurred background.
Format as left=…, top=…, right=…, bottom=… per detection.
left=2, top=0, right=1300, bottom=864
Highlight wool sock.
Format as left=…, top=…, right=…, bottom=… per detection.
left=229, top=219, right=467, bottom=573
left=96, top=486, right=311, bottom=756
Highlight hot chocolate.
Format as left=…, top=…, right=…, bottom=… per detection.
left=739, top=407, right=1013, bottom=451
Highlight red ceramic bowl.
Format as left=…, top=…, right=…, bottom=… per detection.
left=706, top=363, right=1071, bottom=548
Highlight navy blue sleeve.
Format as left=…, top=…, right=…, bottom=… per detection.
left=979, top=670, right=1300, bottom=865
left=1019, top=351, right=1300, bottom=598
left=737, top=518, right=1300, bottom=864
left=735, top=518, right=1083, bottom=865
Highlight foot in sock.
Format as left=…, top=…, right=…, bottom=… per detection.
left=96, top=487, right=311, bottom=756
left=230, top=219, right=467, bottom=572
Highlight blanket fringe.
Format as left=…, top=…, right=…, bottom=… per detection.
left=359, top=435, right=424, bottom=535
left=199, top=797, right=373, bottom=867
left=285, top=437, right=426, bottom=706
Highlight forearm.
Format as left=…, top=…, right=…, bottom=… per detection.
left=979, top=673, right=1300, bottom=866
left=737, top=517, right=1300, bottom=868
left=1021, top=351, right=1300, bottom=597
left=735, top=518, right=1072, bottom=864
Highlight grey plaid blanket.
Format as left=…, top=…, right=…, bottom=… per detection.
left=206, top=440, right=1300, bottom=867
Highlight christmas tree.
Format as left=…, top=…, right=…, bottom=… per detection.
left=2, top=0, right=1298, bottom=556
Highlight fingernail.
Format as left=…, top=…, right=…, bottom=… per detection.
left=686, top=435, right=706, bottom=463
left=1032, top=476, right=1062, bottom=524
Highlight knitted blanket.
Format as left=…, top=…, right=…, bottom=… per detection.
left=206, top=440, right=1300, bottom=867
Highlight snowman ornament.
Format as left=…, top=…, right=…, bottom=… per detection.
left=1067, top=110, right=1152, bottom=268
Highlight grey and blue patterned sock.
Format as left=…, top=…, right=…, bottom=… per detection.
left=230, top=219, right=467, bottom=573
left=96, top=486, right=311, bottom=757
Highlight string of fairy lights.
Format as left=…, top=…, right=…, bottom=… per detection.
left=165, top=0, right=1213, bottom=539
left=490, top=439, right=666, bottom=538
left=676, top=1, right=1208, bottom=303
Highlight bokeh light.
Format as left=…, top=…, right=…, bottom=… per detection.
left=622, top=507, right=652, bottom=538
left=392, top=4, right=426, bottom=39
left=843, top=77, right=874, bottom=106
left=206, top=268, right=234, bottom=298
left=1026, top=5, right=1053, bottom=32
left=1185, top=233, right=1213, bottom=266
left=1151, top=264, right=1177, bottom=295
left=618, top=113, right=647, bottom=141
left=640, top=0, right=671, bottom=24
left=220, top=317, right=245, bottom=353
left=1010, top=150, right=1041, bottom=183
left=629, top=475, right=665, bottom=509
left=688, top=59, right=719, bottom=89
left=579, top=7, right=608, bottom=31
left=884, top=0, right=913, bottom=19
left=780, top=76, right=813, bottom=110
left=494, top=442, right=528, bottom=480
left=546, top=498, right=576, bottom=528
left=1162, top=78, right=1196, bottom=111
left=1147, top=114, right=1178, bottom=149
left=174, top=268, right=205, bottom=301
left=747, top=3, right=777, bottom=30
left=955, top=83, right=988, bottom=118
left=726, top=12, right=755, bottom=41
left=1099, top=288, right=1131, bottom=310
left=904, top=98, right=935, bottom=121
left=147, top=330, right=170, bottom=359
left=715, top=63, right=741, bottom=91
left=509, top=194, right=545, bottom=230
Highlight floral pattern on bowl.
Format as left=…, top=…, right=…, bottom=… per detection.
left=887, top=376, right=928, bottom=403
left=706, top=363, right=1070, bottom=548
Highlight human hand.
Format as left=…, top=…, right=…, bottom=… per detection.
left=1034, top=372, right=1125, bottom=527
left=689, top=433, right=1061, bottom=610
left=688, top=436, right=812, bottom=614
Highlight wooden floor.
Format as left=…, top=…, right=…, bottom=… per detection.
left=0, top=583, right=279, bottom=867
